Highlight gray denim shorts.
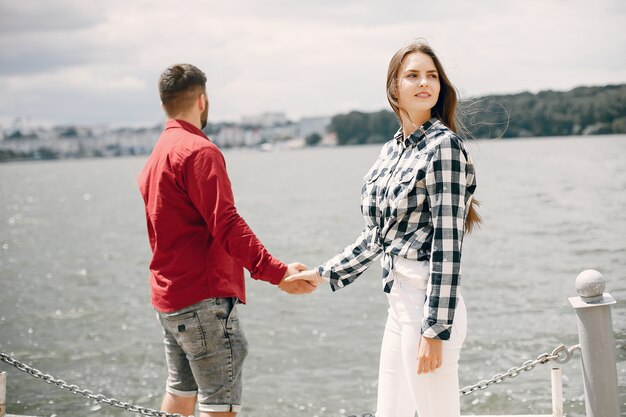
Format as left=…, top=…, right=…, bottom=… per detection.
left=156, top=297, right=248, bottom=413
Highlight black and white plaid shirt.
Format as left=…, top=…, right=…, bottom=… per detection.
left=318, top=118, right=477, bottom=340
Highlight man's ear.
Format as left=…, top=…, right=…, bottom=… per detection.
left=198, top=94, right=206, bottom=111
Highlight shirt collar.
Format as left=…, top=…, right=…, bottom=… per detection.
left=165, top=119, right=209, bottom=140
left=395, top=117, right=440, bottom=148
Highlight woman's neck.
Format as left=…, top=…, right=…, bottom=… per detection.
left=401, top=111, right=432, bottom=138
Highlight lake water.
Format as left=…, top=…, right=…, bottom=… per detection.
left=1, top=135, right=625, bottom=417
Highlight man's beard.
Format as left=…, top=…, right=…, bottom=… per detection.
left=200, top=98, right=209, bottom=129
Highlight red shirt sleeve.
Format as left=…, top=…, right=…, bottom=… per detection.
left=182, top=145, right=287, bottom=285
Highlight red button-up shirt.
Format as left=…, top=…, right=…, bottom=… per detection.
left=137, top=119, right=287, bottom=312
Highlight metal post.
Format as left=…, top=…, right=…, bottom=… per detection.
left=0, top=371, right=5, bottom=417
left=568, top=269, right=620, bottom=417
left=550, top=367, right=563, bottom=417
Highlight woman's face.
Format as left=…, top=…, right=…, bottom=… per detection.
left=396, top=52, right=440, bottom=120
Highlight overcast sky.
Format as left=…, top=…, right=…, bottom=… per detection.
left=0, top=0, right=624, bottom=127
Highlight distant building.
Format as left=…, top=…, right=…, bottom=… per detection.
left=0, top=112, right=336, bottom=161
left=320, top=131, right=338, bottom=146
left=259, top=124, right=297, bottom=143
left=241, top=112, right=287, bottom=127
left=214, top=126, right=262, bottom=147
left=297, top=116, right=330, bottom=139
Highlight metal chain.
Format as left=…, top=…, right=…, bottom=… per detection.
left=0, top=352, right=188, bottom=417
left=1, top=344, right=580, bottom=414
left=459, top=343, right=579, bottom=396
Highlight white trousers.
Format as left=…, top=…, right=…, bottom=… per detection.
left=376, top=258, right=467, bottom=417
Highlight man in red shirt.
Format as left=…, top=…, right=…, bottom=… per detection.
left=137, top=64, right=316, bottom=417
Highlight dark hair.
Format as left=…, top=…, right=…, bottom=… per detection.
left=158, top=64, right=207, bottom=116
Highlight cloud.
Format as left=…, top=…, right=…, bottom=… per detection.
left=0, top=0, right=624, bottom=126
left=0, top=1, right=105, bottom=34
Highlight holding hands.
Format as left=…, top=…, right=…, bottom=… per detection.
left=284, top=268, right=323, bottom=285
left=278, top=263, right=320, bottom=294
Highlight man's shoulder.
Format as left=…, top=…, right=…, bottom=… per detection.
left=159, top=128, right=221, bottom=160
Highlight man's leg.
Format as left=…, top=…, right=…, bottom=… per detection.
left=161, top=391, right=196, bottom=415
left=161, top=393, right=238, bottom=416
left=158, top=298, right=247, bottom=416
left=193, top=298, right=247, bottom=416
left=157, top=309, right=200, bottom=416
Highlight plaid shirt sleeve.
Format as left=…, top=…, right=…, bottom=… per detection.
left=317, top=225, right=383, bottom=291
left=422, top=135, right=468, bottom=340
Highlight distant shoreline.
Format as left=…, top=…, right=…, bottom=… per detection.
left=1, top=133, right=625, bottom=164
left=1, top=83, right=624, bottom=162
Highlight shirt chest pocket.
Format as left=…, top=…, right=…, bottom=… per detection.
left=361, top=164, right=389, bottom=200
left=387, top=155, right=428, bottom=207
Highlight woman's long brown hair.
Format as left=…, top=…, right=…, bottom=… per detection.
left=386, top=40, right=481, bottom=233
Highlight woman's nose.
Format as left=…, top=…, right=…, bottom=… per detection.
left=419, top=77, right=428, bottom=87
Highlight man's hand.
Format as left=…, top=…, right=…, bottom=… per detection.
left=278, top=262, right=318, bottom=294
left=417, top=336, right=442, bottom=374
left=283, top=269, right=322, bottom=284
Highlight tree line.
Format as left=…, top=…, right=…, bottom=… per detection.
left=327, top=84, right=626, bottom=145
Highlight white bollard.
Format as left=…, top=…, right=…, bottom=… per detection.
left=568, top=270, right=621, bottom=417
left=550, top=367, right=563, bottom=417
left=0, top=371, right=6, bottom=417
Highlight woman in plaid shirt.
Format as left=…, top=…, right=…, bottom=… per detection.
left=287, top=40, right=480, bottom=416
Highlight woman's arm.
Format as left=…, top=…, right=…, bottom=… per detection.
left=423, top=135, right=468, bottom=340
left=285, top=225, right=383, bottom=290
